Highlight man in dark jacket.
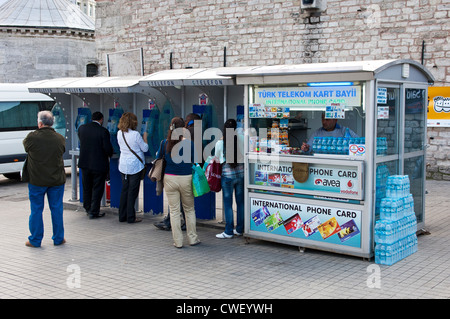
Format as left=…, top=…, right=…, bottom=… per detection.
left=23, top=111, right=66, bottom=247
left=78, top=111, right=114, bottom=219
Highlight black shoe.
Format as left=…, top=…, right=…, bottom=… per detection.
left=154, top=221, right=171, bottom=231
left=89, top=212, right=105, bottom=219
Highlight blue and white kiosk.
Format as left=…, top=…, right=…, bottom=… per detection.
left=219, top=59, right=434, bottom=258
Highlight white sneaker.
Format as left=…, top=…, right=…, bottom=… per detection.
left=216, top=232, right=233, bottom=239
left=233, top=229, right=243, bottom=236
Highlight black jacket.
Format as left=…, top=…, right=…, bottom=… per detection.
left=23, top=127, right=66, bottom=187
left=78, top=121, right=113, bottom=173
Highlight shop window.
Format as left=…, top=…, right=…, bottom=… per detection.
left=404, top=88, right=426, bottom=153
left=376, top=86, right=400, bottom=156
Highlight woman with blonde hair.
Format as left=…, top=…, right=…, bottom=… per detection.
left=117, top=112, right=148, bottom=223
left=156, top=116, right=200, bottom=248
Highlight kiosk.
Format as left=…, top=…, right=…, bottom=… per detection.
left=219, top=59, right=434, bottom=258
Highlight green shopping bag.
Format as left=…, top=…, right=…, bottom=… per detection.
left=192, top=163, right=210, bottom=197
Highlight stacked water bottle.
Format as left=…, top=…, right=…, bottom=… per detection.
left=313, top=136, right=350, bottom=155
left=375, top=164, right=390, bottom=219
left=374, top=175, right=418, bottom=265
left=312, top=132, right=387, bottom=156
left=376, top=137, right=388, bottom=155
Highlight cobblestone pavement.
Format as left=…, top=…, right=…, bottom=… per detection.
left=0, top=173, right=449, bottom=300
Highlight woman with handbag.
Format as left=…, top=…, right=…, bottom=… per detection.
left=215, top=119, right=245, bottom=239
left=157, top=116, right=200, bottom=248
left=117, top=112, right=148, bottom=223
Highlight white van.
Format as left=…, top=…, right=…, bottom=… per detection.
left=0, top=83, right=56, bottom=179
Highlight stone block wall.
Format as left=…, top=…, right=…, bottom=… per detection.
left=0, top=31, right=96, bottom=83
left=427, top=127, right=450, bottom=180
left=95, top=0, right=449, bottom=85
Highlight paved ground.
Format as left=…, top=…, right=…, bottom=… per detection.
left=0, top=171, right=449, bottom=301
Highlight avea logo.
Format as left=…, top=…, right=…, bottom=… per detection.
left=315, top=178, right=340, bottom=187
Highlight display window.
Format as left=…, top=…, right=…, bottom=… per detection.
left=247, top=82, right=367, bottom=157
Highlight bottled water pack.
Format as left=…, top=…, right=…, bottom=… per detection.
left=374, top=175, right=418, bottom=266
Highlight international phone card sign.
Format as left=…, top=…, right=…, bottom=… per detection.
left=250, top=197, right=361, bottom=248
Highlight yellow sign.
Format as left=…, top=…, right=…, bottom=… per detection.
left=428, top=87, right=450, bottom=127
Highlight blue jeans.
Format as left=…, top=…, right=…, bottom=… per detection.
left=28, top=183, right=65, bottom=247
left=221, top=175, right=244, bottom=236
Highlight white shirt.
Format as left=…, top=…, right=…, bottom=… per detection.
left=117, top=129, right=149, bottom=175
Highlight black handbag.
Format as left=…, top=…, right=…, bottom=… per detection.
left=121, top=131, right=148, bottom=180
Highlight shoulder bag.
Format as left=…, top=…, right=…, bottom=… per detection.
left=122, top=131, right=148, bottom=180
left=148, top=140, right=166, bottom=182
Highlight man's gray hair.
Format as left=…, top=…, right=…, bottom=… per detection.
left=38, top=110, right=54, bottom=127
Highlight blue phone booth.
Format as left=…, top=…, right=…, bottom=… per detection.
left=107, top=108, right=124, bottom=209
left=192, top=104, right=217, bottom=220
left=52, top=103, right=66, bottom=138
left=75, top=107, right=92, bottom=204
left=142, top=107, right=164, bottom=215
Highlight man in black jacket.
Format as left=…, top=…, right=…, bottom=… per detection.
left=23, top=111, right=66, bottom=247
left=78, top=111, right=114, bottom=219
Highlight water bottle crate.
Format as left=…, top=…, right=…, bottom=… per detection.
left=375, top=234, right=418, bottom=266
left=374, top=214, right=417, bottom=244
left=385, top=175, right=410, bottom=198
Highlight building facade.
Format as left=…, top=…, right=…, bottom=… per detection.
left=0, top=0, right=97, bottom=83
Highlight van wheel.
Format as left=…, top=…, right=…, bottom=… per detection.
left=3, top=173, right=21, bottom=180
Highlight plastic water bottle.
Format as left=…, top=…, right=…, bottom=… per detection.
left=330, top=137, right=337, bottom=154
left=322, top=137, right=330, bottom=154
left=312, top=137, right=319, bottom=153
left=385, top=221, right=394, bottom=243
left=381, top=137, right=387, bottom=155
left=316, top=137, right=323, bottom=153
left=377, top=138, right=381, bottom=155
left=375, top=220, right=386, bottom=243
left=342, top=137, right=349, bottom=155
left=344, top=127, right=351, bottom=138
left=336, top=137, right=343, bottom=154
left=385, top=243, right=394, bottom=265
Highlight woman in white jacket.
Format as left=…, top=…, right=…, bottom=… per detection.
left=117, top=112, right=148, bottom=223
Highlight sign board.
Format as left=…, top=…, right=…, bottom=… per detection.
left=250, top=161, right=362, bottom=199
left=427, top=87, right=450, bottom=127
left=249, top=196, right=362, bottom=248
left=254, top=86, right=362, bottom=109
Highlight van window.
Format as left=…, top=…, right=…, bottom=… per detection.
left=0, top=101, right=55, bottom=131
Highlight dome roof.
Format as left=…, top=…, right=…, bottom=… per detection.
left=0, top=0, right=94, bottom=31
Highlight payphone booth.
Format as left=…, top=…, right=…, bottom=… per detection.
left=218, top=59, right=434, bottom=258
left=27, top=76, right=168, bottom=215
left=139, top=68, right=237, bottom=220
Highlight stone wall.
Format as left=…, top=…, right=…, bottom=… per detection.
left=95, top=0, right=448, bottom=84
left=0, top=30, right=96, bottom=83
left=427, top=127, right=450, bottom=180
left=94, top=0, right=450, bottom=179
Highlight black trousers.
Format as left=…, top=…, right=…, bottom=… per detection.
left=81, top=168, right=107, bottom=216
left=119, top=172, right=141, bottom=223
